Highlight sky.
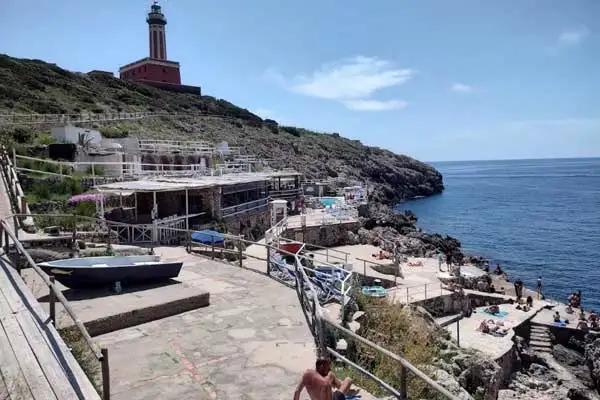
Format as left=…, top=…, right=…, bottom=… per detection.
left=2, top=0, right=599, bottom=161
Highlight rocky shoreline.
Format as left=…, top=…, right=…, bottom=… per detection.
left=356, top=202, right=600, bottom=400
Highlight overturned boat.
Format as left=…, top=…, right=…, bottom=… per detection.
left=39, top=255, right=183, bottom=289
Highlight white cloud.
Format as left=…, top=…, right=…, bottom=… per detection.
left=267, top=56, right=412, bottom=112
left=451, top=83, right=473, bottom=93
left=557, top=26, right=589, bottom=47
left=289, top=56, right=414, bottom=100
left=342, top=99, right=408, bottom=111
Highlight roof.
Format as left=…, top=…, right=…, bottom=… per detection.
left=94, top=174, right=272, bottom=193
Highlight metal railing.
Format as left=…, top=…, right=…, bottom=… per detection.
left=387, top=282, right=448, bottom=305
left=291, top=247, right=458, bottom=399
left=221, top=198, right=269, bottom=218
left=168, top=226, right=458, bottom=399
left=0, top=218, right=110, bottom=399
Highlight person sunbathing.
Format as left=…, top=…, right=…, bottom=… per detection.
left=372, top=250, right=390, bottom=260
left=577, top=319, right=589, bottom=330
left=408, top=260, right=423, bottom=267
left=294, top=359, right=355, bottom=400
left=485, top=305, right=500, bottom=314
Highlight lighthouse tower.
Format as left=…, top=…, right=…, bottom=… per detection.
left=119, top=2, right=187, bottom=88
left=147, top=2, right=167, bottom=60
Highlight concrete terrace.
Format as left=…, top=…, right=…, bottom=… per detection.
left=286, top=209, right=358, bottom=229
left=23, top=246, right=323, bottom=400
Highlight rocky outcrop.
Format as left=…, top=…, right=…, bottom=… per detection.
left=584, top=337, right=600, bottom=393
left=499, top=337, right=600, bottom=400
left=357, top=203, right=464, bottom=259
left=433, top=334, right=502, bottom=400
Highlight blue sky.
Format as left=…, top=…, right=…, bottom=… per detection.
left=3, top=0, right=599, bottom=161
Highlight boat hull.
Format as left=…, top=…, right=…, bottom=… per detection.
left=39, top=258, right=183, bottom=289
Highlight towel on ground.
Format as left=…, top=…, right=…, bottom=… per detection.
left=483, top=310, right=509, bottom=318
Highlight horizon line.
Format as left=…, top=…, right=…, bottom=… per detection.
left=426, top=155, right=600, bottom=163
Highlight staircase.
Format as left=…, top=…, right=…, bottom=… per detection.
left=529, top=323, right=553, bottom=353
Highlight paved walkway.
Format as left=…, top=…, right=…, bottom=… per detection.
left=94, top=247, right=379, bottom=400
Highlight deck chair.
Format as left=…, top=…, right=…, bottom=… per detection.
left=310, top=275, right=343, bottom=304
left=269, top=257, right=296, bottom=283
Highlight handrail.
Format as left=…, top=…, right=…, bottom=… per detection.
left=0, top=219, right=102, bottom=359
left=322, top=319, right=458, bottom=399
left=0, top=218, right=110, bottom=399
left=291, top=244, right=459, bottom=399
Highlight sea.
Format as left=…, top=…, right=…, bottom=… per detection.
left=395, top=158, right=600, bottom=311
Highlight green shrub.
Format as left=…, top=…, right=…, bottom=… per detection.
left=86, top=165, right=105, bottom=176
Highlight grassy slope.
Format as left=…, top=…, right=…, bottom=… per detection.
left=0, top=54, right=443, bottom=204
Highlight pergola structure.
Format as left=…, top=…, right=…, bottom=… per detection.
left=95, top=174, right=272, bottom=237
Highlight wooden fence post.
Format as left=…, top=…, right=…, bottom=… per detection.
left=101, top=348, right=110, bottom=400
left=398, top=365, right=408, bottom=400
left=266, top=246, right=271, bottom=276
left=49, top=276, right=56, bottom=325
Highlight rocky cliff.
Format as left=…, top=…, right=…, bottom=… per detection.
left=0, top=54, right=443, bottom=204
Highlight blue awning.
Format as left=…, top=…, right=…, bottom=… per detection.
left=191, top=230, right=225, bottom=245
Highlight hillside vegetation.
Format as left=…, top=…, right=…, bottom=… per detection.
left=0, top=54, right=443, bottom=204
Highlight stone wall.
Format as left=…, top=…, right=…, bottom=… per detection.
left=60, top=292, right=210, bottom=337
left=281, top=222, right=360, bottom=248
left=223, top=207, right=271, bottom=240
left=414, top=291, right=511, bottom=318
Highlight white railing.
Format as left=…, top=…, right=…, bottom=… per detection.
left=265, top=217, right=288, bottom=245
left=221, top=198, right=269, bottom=218
left=268, top=187, right=302, bottom=198
left=387, top=282, right=448, bottom=304
left=138, top=139, right=215, bottom=155
left=13, top=153, right=260, bottom=181
left=0, top=111, right=172, bottom=126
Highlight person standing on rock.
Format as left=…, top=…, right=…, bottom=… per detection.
left=514, top=278, right=524, bottom=300
left=437, top=251, right=444, bottom=272
left=537, top=276, right=543, bottom=299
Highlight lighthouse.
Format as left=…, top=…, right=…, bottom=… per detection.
left=118, top=2, right=200, bottom=94
left=147, top=2, right=168, bottom=60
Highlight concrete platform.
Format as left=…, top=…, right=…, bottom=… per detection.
left=22, top=260, right=211, bottom=337
left=446, top=301, right=552, bottom=359
left=92, top=247, right=325, bottom=400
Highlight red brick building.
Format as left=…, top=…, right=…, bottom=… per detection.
left=119, top=2, right=200, bottom=95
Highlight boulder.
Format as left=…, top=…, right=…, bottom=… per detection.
left=553, top=345, right=586, bottom=367
left=433, top=369, right=474, bottom=399
left=584, top=337, right=600, bottom=392
left=457, top=355, right=503, bottom=400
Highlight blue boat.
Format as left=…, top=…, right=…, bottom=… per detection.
left=191, top=230, right=225, bottom=245
left=39, top=255, right=183, bottom=289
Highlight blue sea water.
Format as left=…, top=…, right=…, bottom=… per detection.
left=396, top=158, right=600, bottom=311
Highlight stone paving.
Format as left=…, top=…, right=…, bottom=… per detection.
left=94, top=247, right=321, bottom=400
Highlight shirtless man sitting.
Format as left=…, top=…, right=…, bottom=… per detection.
left=294, top=358, right=353, bottom=400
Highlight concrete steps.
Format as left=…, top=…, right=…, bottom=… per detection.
left=529, top=324, right=553, bottom=353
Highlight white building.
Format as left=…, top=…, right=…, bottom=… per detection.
left=51, top=126, right=103, bottom=146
